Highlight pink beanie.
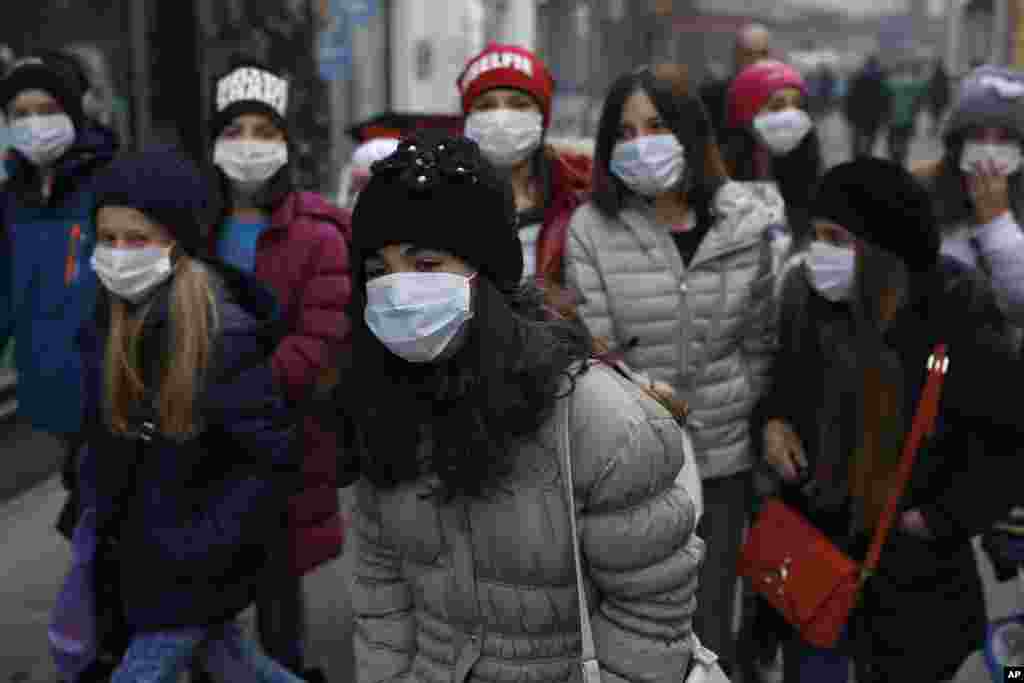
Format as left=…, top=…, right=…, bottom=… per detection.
left=727, top=60, right=808, bottom=128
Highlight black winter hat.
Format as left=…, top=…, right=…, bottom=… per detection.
left=211, top=61, right=290, bottom=139
left=352, top=131, right=523, bottom=290
left=0, top=51, right=87, bottom=129
left=811, top=158, right=940, bottom=273
left=91, top=146, right=213, bottom=256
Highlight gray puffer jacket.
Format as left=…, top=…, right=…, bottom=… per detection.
left=351, top=362, right=703, bottom=683
left=565, top=182, right=785, bottom=480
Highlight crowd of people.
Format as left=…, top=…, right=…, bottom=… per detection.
left=0, top=23, right=1021, bottom=683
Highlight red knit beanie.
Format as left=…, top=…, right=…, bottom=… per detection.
left=457, top=43, right=555, bottom=127
left=727, top=60, right=807, bottom=129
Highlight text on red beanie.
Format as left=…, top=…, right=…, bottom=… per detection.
left=457, top=43, right=555, bottom=127
left=727, top=60, right=808, bottom=129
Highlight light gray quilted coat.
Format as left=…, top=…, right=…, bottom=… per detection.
left=351, top=363, right=704, bottom=683
left=565, top=182, right=785, bottom=480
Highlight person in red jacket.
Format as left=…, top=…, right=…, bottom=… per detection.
left=457, top=44, right=591, bottom=301
left=205, top=59, right=351, bottom=682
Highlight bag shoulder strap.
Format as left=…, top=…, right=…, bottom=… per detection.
left=556, top=378, right=602, bottom=683
left=861, top=343, right=949, bottom=580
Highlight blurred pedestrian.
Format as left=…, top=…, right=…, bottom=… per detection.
left=206, top=60, right=352, bottom=682
left=844, top=55, right=891, bottom=158
left=337, top=137, right=400, bottom=210
left=913, top=65, right=1024, bottom=330
left=75, top=146, right=302, bottom=682
left=927, top=58, right=952, bottom=136
left=885, top=62, right=927, bottom=167
left=336, top=130, right=702, bottom=683
left=0, top=51, right=119, bottom=539
left=724, top=57, right=825, bottom=682
left=725, top=58, right=822, bottom=250
left=699, top=23, right=772, bottom=140
left=566, top=63, right=785, bottom=677
left=458, top=43, right=591, bottom=300
left=913, top=65, right=1024, bottom=588
left=754, top=157, right=1021, bottom=683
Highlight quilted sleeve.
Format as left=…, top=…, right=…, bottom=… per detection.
left=351, top=482, right=417, bottom=683
left=271, top=223, right=352, bottom=402
left=565, top=204, right=617, bottom=346
left=570, top=367, right=704, bottom=683
left=740, top=229, right=780, bottom=401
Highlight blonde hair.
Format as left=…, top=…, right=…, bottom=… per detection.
left=104, top=256, right=219, bottom=440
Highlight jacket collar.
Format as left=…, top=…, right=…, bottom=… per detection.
left=619, top=180, right=784, bottom=272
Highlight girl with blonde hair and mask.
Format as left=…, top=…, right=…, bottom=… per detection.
left=71, top=146, right=302, bottom=682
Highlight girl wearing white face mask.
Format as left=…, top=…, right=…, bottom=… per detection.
left=206, top=61, right=351, bottom=683
left=756, top=156, right=1023, bottom=683
left=0, top=52, right=119, bottom=544
left=69, top=147, right=303, bottom=682
left=330, top=130, right=703, bottom=683
left=566, top=63, right=786, bottom=677
left=723, top=60, right=824, bottom=681
left=457, top=44, right=592, bottom=295
left=913, top=65, right=1024, bottom=333
left=724, top=59, right=822, bottom=254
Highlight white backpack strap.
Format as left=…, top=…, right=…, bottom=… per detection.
left=557, top=385, right=602, bottom=683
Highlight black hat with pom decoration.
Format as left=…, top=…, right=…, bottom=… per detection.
left=352, top=130, right=523, bottom=291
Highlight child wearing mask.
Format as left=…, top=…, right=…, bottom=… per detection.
left=723, top=59, right=823, bottom=682
left=206, top=61, right=351, bottom=682
left=754, top=157, right=1022, bottom=683
left=913, top=65, right=1024, bottom=331
left=566, top=63, right=785, bottom=677
left=336, top=130, right=703, bottom=683
left=0, top=50, right=119, bottom=535
left=458, top=44, right=591, bottom=297
left=724, top=59, right=822, bottom=254
left=75, top=146, right=302, bottom=683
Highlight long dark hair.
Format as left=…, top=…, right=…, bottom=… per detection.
left=724, top=125, right=823, bottom=246
left=332, top=273, right=593, bottom=503
left=929, top=130, right=1024, bottom=231
left=592, top=64, right=729, bottom=227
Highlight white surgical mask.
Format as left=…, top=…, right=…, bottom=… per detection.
left=91, top=245, right=174, bottom=304
left=464, top=109, right=544, bottom=168
left=365, top=272, right=475, bottom=363
left=10, top=113, right=76, bottom=167
left=753, top=109, right=813, bottom=156
left=960, top=142, right=1023, bottom=176
left=610, top=134, right=686, bottom=197
left=214, top=139, right=289, bottom=193
left=805, top=241, right=856, bottom=302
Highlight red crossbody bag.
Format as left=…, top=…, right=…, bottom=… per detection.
left=737, top=344, right=949, bottom=648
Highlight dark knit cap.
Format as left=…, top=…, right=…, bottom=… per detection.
left=352, top=131, right=522, bottom=290
left=90, top=146, right=213, bottom=256
left=211, top=61, right=290, bottom=139
left=0, top=51, right=87, bottom=129
left=811, top=158, right=940, bottom=272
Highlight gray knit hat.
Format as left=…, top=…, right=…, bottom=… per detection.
left=943, top=66, right=1024, bottom=141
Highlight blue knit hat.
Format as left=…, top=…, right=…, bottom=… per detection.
left=944, top=66, right=1024, bottom=141
left=91, top=146, right=212, bottom=255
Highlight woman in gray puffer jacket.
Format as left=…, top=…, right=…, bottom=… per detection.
left=331, top=132, right=703, bottom=683
left=565, top=64, right=785, bottom=676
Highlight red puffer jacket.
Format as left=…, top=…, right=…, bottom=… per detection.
left=210, top=191, right=352, bottom=576
left=534, top=148, right=592, bottom=290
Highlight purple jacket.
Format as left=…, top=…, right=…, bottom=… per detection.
left=210, top=191, right=351, bottom=576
